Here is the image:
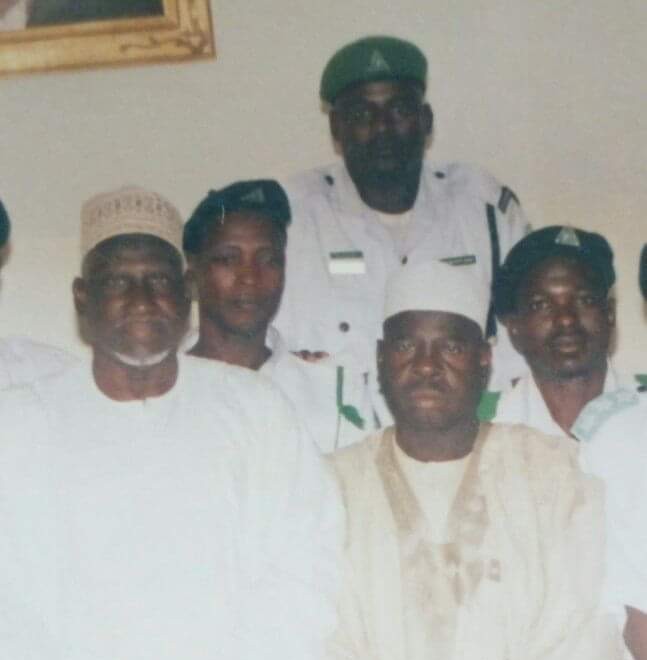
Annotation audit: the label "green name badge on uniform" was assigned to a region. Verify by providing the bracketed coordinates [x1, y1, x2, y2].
[329, 250, 366, 275]
[440, 254, 477, 266]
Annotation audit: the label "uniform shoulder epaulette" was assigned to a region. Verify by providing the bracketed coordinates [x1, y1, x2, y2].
[428, 161, 512, 208]
[572, 388, 641, 442]
[498, 186, 520, 213]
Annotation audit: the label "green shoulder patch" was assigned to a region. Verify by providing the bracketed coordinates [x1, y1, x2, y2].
[572, 388, 641, 442]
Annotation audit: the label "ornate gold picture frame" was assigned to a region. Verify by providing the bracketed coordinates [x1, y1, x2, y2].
[0, 0, 214, 76]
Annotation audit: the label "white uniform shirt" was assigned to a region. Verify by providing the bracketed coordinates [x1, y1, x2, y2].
[493, 366, 623, 439]
[575, 388, 647, 617]
[277, 160, 530, 390]
[0, 335, 76, 390]
[183, 327, 374, 452]
[261, 327, 375, 451]
[0, 355, 342, 660]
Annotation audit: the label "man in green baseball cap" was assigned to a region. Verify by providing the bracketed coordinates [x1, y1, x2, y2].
[275, 35, 531, 402]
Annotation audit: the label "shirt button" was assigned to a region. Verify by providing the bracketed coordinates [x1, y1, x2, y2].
[339, 322, 350, 333]
[401, 256, 408, 265]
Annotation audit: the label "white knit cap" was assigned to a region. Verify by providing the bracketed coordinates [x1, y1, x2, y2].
[80, 186, 183, 258]
[384, 260, 490, 332]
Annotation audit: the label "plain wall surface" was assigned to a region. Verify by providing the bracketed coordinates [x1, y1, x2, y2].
[1, 0, 646, 373]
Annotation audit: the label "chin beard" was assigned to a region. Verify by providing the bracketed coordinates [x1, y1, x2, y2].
[111, 349, 173, 368]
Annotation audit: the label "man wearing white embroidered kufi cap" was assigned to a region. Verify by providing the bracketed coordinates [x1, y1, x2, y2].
[328, 259, 623, 660]
[0, 185, 342, 660]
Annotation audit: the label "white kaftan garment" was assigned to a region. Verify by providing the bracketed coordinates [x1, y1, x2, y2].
[329, 424, 623, 660]
[0, 335, 76, 390]
[0, 355, 342, 660]
[278, 161, 530, 391]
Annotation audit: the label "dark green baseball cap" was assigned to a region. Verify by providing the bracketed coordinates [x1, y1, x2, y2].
[320, 35, 427, 104]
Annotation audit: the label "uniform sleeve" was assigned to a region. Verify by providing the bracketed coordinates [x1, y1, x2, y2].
[233, 381, 344, 660]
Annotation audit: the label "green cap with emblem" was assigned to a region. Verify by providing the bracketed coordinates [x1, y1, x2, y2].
[493, 225, 615, 318]
[320, 35, 427, 104]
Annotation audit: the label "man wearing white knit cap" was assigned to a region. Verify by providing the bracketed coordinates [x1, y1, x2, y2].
[328, 259, 623, 660]
[0, 186, 342, 660]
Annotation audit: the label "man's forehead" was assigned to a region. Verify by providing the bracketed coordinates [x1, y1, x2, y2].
[385, 310, 480, 338]
[335, 78, 424, 105]
[85, 234, 181, 273]
[520, 255, 602, 293]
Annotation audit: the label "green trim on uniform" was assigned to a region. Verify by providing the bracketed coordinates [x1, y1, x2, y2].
[635, 374, 647, 390]
[572, 388, 641, 442]
[336, 366, 365, 430]
[477, 390, 501, 422]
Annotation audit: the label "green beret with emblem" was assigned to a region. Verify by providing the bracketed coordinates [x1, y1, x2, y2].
[183, 180, 291, 255]
[493, 225, 615, 317]
[320, 35, 427, 104]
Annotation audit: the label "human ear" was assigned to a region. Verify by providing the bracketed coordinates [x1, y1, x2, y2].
[329, 108, 342, 145]
[421, 103, 433, 137]
[606, 295, 616, 328]
[72, 277, 88, 315]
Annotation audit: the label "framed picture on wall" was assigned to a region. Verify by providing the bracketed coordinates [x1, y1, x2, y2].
[0, 0, 214, 76]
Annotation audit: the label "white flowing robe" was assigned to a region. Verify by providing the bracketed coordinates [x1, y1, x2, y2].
[0, 355, 343, 660]
[329, 423, 623, 660]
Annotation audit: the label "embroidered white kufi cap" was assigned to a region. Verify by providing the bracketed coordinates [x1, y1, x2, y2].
[384, 260, 490, 333]
[80, 185, 183, 258]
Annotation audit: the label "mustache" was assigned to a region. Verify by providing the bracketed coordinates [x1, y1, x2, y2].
[114, 314, 177, 329]
[547, 329, 587, 345]
[404, 376, 448, 395]
[365, 135, 402, 154]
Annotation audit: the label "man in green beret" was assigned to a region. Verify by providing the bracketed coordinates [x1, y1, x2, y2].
[482, 225, 638, 442]
[275, 35, 530, 400]
[182, 179, 373, 452]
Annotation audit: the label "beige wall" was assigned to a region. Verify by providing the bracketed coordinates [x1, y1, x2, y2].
[1, 0, 645, 372]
